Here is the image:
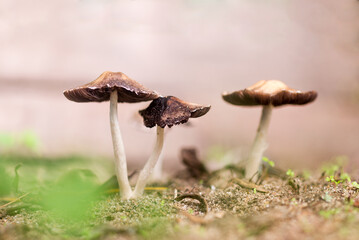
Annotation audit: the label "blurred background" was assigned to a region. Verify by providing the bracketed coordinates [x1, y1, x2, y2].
[1, 0, 358, 176]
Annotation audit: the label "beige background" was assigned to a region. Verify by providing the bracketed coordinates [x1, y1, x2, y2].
[1, 0, 359, 173]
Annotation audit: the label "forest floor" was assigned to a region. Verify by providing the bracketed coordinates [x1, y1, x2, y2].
[1, 153, 359, 240]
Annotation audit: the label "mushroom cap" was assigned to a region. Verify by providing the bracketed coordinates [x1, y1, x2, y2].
[139, 96, 211, 128]
[63, 71, 160, 103]
[222, 80, 317, 107]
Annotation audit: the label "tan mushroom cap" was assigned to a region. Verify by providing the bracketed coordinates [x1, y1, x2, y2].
[63, 71, 160, 103]
[139, 96, 211, 128]
[222, 80, 317, 107]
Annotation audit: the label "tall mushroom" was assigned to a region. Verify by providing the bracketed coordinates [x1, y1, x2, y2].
[131, 96, 211, 198]
[222, 80, 317, 181]
[63, 71, 159, 199]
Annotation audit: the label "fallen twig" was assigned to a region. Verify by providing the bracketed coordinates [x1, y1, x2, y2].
[0, 197, 18, 202]
[105, 187, 168, 194]
[231, 178, 267, 193]
[0, 192, 30, 210]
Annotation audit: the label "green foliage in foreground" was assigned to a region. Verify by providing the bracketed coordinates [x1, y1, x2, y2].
[0, 163, 12, 196]
[0, 153, 177, 239]
[40, 169, 100, 220]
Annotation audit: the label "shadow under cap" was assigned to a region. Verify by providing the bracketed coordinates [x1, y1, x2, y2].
[139, 96, 211, 128]
[222, 80, 317, 107]
[63, 71, 160, 103]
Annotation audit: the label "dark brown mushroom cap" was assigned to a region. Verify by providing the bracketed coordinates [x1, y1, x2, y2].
[63, 71, 160, 103]
[139, 96, 211, 128]
[222, 80, 317, 107]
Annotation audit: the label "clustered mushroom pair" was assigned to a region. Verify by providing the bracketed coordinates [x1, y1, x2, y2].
[64, 72, 317, 199]
[63, 72, 210, 199]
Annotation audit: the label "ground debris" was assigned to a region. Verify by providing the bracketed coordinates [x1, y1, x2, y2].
[175, 193, 209, 213]
[181, 148, 208, 179]
[231, 178, 267, 193]
[1, 173, 359, 240]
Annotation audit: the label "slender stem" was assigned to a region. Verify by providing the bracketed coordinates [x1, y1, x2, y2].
[150, 148, 164, 181]
[110, 90, 132, 199]
[131, 126, 165, 198]
[245, 105, 273, 181]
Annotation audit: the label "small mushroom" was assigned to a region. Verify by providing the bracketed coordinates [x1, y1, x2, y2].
[222, 80, 317, 181]
[63, 71, 159, 199]
[131, 96, 210, 198]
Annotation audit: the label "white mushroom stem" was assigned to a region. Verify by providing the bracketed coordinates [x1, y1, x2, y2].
[110, 90, 133, 199]
[245, 104, 273, 181]
[150, 151, 164, 181]
[131, 126, 164, 198]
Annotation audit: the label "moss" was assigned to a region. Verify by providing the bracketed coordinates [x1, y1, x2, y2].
[91, 194, 177, 227]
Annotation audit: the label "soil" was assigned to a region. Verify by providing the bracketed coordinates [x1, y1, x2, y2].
[1, 155, 359, 240]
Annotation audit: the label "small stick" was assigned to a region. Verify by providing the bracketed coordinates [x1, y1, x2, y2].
[105, 187, 167, 194]
[0, 192, 30, 209]
[231, 178, 267, 193]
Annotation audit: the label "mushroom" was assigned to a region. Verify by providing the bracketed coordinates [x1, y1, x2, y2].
[222, 80, 317, 181]
[131, 96, 211, 198]
[63, 71, 159, 199]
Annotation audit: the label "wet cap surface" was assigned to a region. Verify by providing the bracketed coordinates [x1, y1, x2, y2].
[222, 80, 317, 107]
[63, 71, 160, 103]
[139, 96, 211, 128]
